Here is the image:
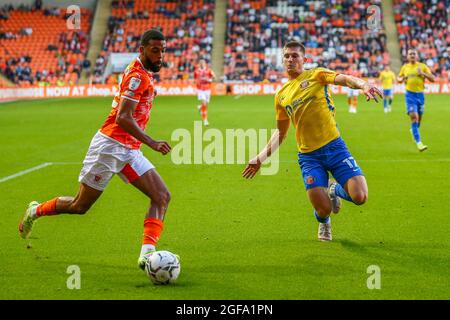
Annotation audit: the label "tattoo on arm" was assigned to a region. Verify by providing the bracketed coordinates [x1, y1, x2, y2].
[345, 75, 366, 89]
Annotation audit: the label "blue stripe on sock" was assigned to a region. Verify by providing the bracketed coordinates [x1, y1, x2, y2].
[335, 183, 354, 203]
[314, 210, 330, 224]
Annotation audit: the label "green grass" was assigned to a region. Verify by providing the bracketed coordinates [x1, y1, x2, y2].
[0, 94, 449, 299]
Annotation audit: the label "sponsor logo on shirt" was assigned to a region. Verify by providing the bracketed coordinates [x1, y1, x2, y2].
[300, 80, 309, 89]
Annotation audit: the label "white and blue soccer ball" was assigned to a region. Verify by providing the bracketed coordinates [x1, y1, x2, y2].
[145, 250, 181, 285]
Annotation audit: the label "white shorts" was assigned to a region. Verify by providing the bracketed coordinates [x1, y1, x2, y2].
[78, 131, 154, 191]
[345, 87, 360, 97]
[197, 90, 211, 103]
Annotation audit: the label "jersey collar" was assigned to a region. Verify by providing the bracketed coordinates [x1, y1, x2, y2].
[136, 57, 153, 75]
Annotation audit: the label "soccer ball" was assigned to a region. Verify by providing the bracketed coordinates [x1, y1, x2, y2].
[144, 250, 181, 285]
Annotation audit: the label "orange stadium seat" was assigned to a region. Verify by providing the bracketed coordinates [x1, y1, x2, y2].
[2, 0, 446, 87]
[0, 5, 92, 86]
[92, 0, 215, 85]
[393, 0, 448, 78]
[224, 0, 390, 81]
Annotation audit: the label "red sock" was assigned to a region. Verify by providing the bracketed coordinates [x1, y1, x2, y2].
[36, 198, 58, 217]
[142, 217, 164, 246]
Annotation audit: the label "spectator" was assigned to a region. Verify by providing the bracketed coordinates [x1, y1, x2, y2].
[34, 0, 42, 11]
[225, 0, 389, 81]
[0, 5, 92, 86]
[394, 0, 448, 78]
[96, 0, 216, 84]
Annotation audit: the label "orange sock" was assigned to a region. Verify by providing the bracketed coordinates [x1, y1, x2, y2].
[201, 103, 208, 121]
[142, 217, 164, 246]
[36, 198, 58, 217]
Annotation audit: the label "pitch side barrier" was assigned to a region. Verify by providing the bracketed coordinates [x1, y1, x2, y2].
[1, 80, 449, 101]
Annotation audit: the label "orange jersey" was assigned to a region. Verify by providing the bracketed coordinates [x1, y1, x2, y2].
[194, 67, 214, 90]
[100, 57, 156, 149]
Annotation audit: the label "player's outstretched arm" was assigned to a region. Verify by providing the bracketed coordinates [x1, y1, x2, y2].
[242, 119, 290, 179]
[397, 66, 406, 83]
[116, 98, 171, 155]
[335, 74, 384, 102]
[418, 68, 436, 82]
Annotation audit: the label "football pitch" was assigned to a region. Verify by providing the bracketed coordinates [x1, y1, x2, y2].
[1, 94, 449, 300]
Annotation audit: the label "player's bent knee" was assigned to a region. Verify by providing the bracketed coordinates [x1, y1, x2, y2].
[71, 203, 92, 215]
[352, 192, 368, 205]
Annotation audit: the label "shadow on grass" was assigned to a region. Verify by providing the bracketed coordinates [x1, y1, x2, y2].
[336, 238, 450, 276]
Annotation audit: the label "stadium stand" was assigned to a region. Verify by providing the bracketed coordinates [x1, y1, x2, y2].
[393, 0, 449, 80]
[0, 0, 447, 88]
[224, 0, 390, 82]
[93, 0, 215, 84]
[0, 3, 92, 87]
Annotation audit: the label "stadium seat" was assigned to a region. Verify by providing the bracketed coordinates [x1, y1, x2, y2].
[224, 0, 389, 82]
[0, 5, 92, 86]
[94, 0, 215, 84]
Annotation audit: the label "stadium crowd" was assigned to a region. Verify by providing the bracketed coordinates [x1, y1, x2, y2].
[92, 0, 215, 84]
[0, 2, 91, 87]
[224, 0, 389, 82]
[1, 0, 448, 87]
[394, 0, 449, 80]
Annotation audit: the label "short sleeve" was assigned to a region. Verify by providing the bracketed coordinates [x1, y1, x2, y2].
[423, 64, 431, 75]
[121, 72, 147, 103]
[274, 93, 289, 120]
[313, 67, 338, 85]
[398, 66, 405, 77]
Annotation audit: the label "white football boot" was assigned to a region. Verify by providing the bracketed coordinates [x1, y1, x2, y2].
[318, 222, 332, 242]
[328, 181, 342, 214]
[18, 201, 39, 239]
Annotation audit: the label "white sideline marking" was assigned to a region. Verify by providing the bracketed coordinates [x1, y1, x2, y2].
[0, 162, 83, 183]
[0, 162, 53, 183]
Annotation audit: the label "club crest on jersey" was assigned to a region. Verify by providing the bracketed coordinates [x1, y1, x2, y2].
[300, 80, 309, 89]
[306, 175, 315, 185]
[129, 77, 141, 91]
